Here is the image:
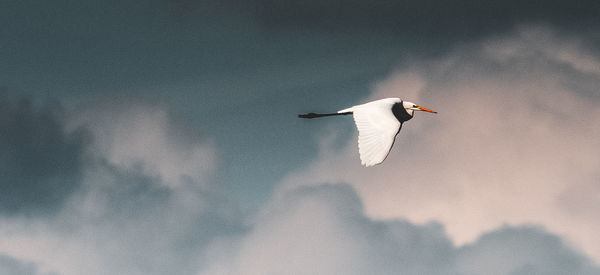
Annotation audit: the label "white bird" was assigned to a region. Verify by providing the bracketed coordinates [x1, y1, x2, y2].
[299, 98, 437, 167]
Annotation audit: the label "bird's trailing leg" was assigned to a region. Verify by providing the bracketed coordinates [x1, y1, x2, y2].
[298, 112, 353, 119]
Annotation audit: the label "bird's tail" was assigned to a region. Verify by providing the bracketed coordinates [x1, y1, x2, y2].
[298, 112, 352, 119]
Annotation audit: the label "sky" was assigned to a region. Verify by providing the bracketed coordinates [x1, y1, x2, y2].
[1, 0, 600, 274]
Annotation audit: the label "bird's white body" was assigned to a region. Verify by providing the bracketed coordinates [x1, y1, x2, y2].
[338, 98, 405, 166]
[299, 97, 436, 167]
[339, 98, 436, 166]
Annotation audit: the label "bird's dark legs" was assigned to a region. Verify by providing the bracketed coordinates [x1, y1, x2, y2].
[298, 112, 353, 119]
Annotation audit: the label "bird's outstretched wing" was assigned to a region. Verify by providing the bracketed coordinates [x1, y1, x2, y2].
[346, 99, 402, 167]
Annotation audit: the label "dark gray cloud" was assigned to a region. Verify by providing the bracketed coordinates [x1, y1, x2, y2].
[0, 97, 86, 216]
[167, 0, 600, 43]
[250, 0, 600, 37]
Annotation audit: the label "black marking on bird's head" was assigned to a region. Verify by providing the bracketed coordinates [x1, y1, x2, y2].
[392, 101, 413, 123]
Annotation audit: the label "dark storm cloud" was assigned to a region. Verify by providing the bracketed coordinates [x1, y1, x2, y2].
[0, 97, 86, 216]
[250, 0, 600, 37]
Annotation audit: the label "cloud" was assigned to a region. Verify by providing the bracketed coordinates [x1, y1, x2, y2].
[200, 184, 600, 275]
[456, 227, 598, 275]
[163, 0, 600, 49]
[0, 97, 86, 216]
[68, 100, 218, 187]
[281, 25, 600, 261]
[0, 101, 240, 275]
[0, 254, 50, 275]
[1, 25, 599, 275]
[200, 184, 454, 275]
[249, 0, 600, 38]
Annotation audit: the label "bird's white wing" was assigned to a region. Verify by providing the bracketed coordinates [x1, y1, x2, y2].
[350, 99, 401, 167]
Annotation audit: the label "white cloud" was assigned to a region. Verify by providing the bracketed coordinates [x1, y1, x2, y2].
[68, 102, 218, 187]
[200, 184, 600, 275]
[280, 25, 600, 262]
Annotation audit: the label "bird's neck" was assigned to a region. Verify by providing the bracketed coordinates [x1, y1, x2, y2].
[392, 102, 414, 122]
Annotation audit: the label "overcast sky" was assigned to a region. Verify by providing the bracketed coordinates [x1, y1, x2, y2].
[1, 1, 600, 274]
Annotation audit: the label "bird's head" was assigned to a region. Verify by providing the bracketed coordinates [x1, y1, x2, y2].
[402, 101, 437, 115]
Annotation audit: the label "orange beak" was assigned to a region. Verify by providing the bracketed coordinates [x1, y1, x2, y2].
[417, 106, 437, 114]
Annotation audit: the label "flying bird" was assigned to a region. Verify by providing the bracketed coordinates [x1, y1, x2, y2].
[299, 98, 437, 167]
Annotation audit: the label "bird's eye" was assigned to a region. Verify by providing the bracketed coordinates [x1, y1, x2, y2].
[413, 105, 418, 108]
